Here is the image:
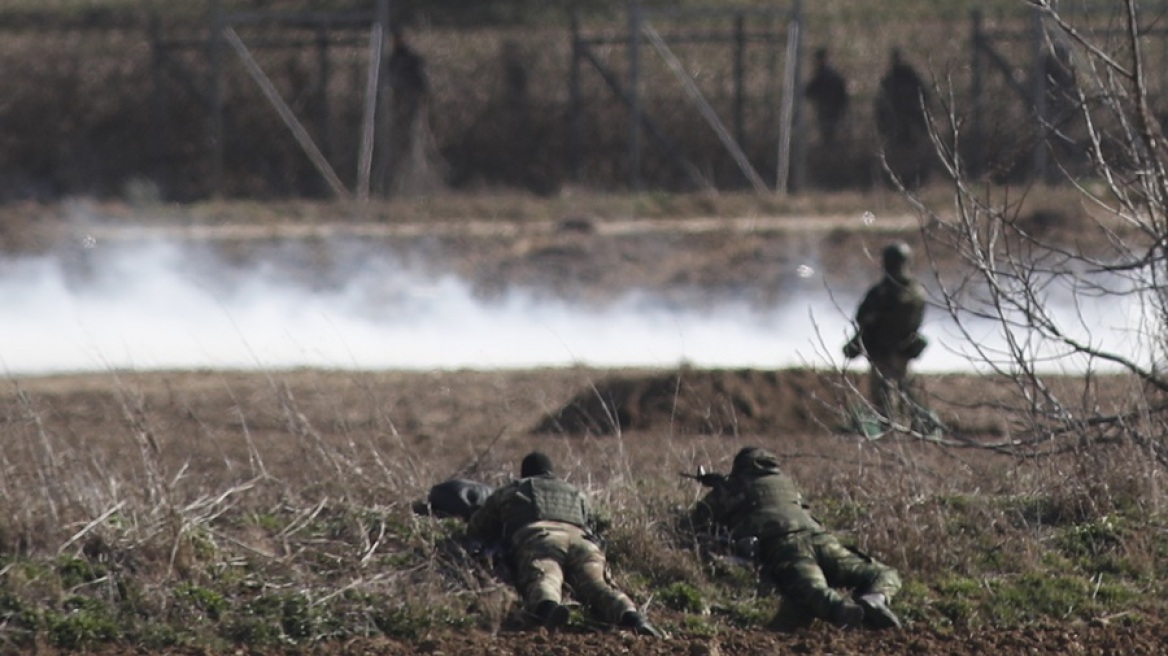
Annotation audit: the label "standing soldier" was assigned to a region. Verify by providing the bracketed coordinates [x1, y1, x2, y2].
[386, 28, 446, 195]
[388, 28, 428, 124]
[844, 241, 929, 430]
[467, 452, 663, 637]
[805, 47, 849, 146]
[688, 447, 903, 630]
[875, 48, 927, 147]
[874, 48, 931, 187]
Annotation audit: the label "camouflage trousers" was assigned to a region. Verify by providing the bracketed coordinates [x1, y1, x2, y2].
[509, 520, 636, 624]
[868, 351, 914, 425]
[761, 530, 901, 626]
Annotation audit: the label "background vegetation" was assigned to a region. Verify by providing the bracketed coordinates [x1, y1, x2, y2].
[1, 368, 1164, 652]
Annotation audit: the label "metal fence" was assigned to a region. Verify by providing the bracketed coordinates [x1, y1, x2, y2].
[0, 1, 1163, 202]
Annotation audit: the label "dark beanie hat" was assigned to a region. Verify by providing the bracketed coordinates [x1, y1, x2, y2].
[521, 451, 554, 477]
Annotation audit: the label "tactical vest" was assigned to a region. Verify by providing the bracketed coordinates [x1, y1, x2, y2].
[501, 476, 589, 538]
[859, 276, 925, 356]
[738, 471, 823, 539]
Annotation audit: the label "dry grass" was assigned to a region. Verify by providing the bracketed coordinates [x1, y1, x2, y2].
[0, 366, 1165, 650]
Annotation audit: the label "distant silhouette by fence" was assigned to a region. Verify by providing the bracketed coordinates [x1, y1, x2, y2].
[0, 1, 1163, 201]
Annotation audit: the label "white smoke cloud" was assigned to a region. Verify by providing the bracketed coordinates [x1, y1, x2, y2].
[0, 236, 1153, 376]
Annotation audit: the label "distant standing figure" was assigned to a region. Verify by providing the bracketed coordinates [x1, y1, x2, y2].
[875, 48, 927, 147]
[500, 38, 530, 110]
[385, 28, 446, 196]
[388, 28, 428, 120]
[843, 242, 928, 429]
[805, 48, 848, 145]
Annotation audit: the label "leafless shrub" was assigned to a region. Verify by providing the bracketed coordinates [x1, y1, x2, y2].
[887, 0, 1168, 468]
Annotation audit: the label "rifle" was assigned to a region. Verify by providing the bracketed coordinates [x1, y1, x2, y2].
[680, 465, 728, 489]
[681, 467, 758, 565]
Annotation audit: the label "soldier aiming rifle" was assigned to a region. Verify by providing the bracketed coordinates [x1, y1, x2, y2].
[680, 466, 728, 490]
[685, 447, 904, 631]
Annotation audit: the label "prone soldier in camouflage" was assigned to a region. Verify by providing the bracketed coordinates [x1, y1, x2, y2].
[467, 452, 662, 637]
[688, 447, 903, 630]
[844, 241, 928, 428]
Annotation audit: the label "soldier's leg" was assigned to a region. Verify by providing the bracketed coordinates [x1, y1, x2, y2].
[764, 534, 855, 624]
[511, 524, 570, 614]
[872, 354, 911, 426]
[896, 358, 944, 434]
[868, 356, 897, 424]
[814, 533, 901, 599]
[563, 531, 636, 623]
[814, 533, 903, 629]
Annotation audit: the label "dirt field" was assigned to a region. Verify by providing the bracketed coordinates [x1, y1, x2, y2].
[2, 197, 1164, 654]
[7, 367, 1165, 655]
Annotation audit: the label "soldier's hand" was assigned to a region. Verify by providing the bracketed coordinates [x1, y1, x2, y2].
[843, 335, 862, 359]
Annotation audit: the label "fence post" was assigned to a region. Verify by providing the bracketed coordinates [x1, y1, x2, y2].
[149, 14, 165, 179]
[627, 0, 643, 192]
[1030, 5, 1048, 182]
[776, 6, 801, 194]
[569, 1, 582, 182]
[316, 24, 332, 169]
[970, 9, 984, 177]
[373, 0, 392, 197]
[209, 0, 224, 197]
[357, 19, 383, 202]
[789, 0, 805, 194]
[734, 13, 746, 152]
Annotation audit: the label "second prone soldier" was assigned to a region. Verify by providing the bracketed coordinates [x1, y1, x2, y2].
[688, 447, 903, 630]
[467, 452, 663, 637]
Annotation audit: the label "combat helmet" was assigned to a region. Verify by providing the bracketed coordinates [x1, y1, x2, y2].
[882, 242, 912, 277]
[731, 447, 781, 476]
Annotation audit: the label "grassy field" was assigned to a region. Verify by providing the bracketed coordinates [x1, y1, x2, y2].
[1, 366, 1165, 653]
[1, 192, 1166, 653]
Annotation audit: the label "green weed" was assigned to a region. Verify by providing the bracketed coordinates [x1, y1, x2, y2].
[46, 596, 120, 649]
[657, 581, 707, 613]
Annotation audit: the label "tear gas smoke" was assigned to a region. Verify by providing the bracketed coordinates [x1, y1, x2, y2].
[0, 237, 1150, 376]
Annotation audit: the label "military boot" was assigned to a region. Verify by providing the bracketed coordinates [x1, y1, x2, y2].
[619, 611, 664, 638]
[855, 592, 902, 630]
[534, 600, 570, 629]
[830, 600, 865, 629]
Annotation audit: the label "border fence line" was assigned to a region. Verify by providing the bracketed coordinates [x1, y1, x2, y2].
[2, 1, 1167, 200]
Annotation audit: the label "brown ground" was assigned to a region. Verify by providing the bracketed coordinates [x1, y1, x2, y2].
[2, 197, 1159, 654]
[20, 619, 1168, 656]
[5, 368, 1163, 655]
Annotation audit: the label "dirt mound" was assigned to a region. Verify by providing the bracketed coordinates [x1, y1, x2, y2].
[531, 368, 849, 437]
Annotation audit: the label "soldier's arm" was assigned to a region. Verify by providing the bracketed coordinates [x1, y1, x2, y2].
[466, 487, 506, 543]
[855, 284, 883, 329]
[689, 486, 737, 534]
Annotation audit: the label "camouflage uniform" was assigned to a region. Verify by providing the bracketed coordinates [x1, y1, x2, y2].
[690, 448, 902, 630]
[467, 454, 657, 635]
[845, 242, 927, 426]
